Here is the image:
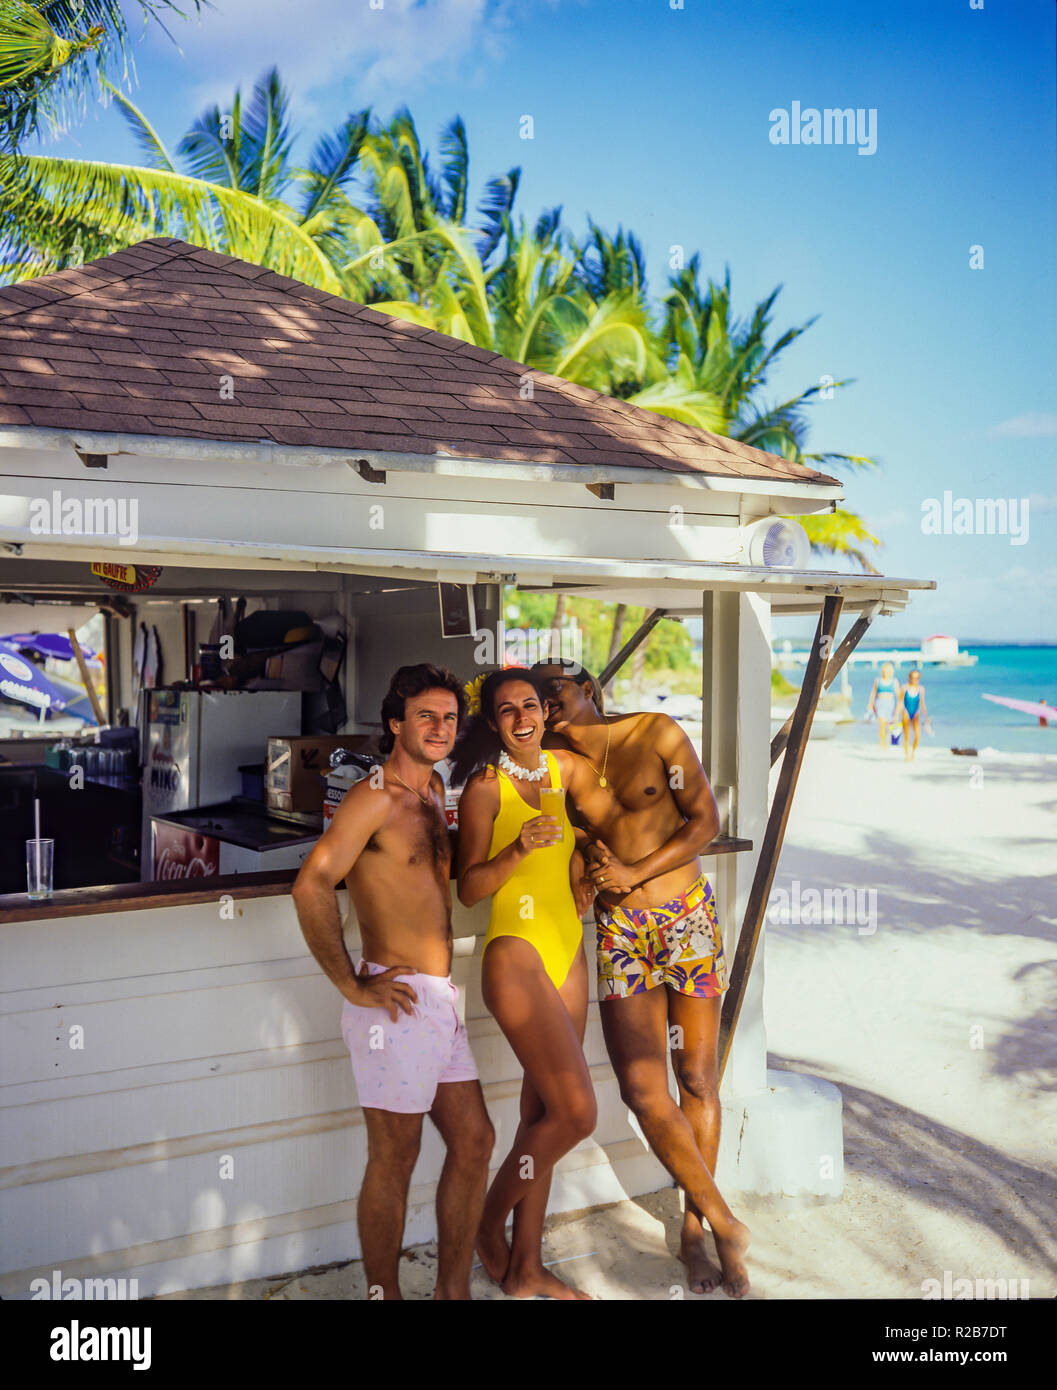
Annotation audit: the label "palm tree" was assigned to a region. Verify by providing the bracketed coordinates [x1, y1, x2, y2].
[0, 1, 202, 154]
[573, 245, 879, 569]
[652, 260, 879, 567]
[0, 67, 376, 288]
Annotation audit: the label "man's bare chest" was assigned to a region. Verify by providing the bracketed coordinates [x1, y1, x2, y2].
[365, 803, 450, 870]
[582, 744, 672, 819]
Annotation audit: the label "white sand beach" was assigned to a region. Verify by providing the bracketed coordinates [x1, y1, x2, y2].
[160, 739, 1057, 1301]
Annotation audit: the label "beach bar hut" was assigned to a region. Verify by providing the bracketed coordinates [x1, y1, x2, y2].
[0, 240, 933, 1296]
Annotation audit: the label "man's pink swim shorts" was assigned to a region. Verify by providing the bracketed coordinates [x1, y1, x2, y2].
[340, 960, 479, 1114]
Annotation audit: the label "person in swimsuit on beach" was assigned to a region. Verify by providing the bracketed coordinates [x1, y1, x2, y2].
[901, 667, 931, 761]
[292, 664, 493, 1300]
[532, 658, 751, 1298]
[453, 667, 599, 1300]
[867, 662, 901, 748]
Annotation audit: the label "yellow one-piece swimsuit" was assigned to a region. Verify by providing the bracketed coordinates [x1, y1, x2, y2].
[483, 749, 584, 990]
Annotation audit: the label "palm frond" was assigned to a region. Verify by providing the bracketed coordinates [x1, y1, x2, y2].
[438, 115, 468, 223]
[176, 91, 241, 188]
[627, 379, 729, 433]
[0, 153, 343, 289]
[2, 1, 205, 153]
[239, 66, 293, 202]
[476, 168, 519, 262]
[798, 509, 880, 573]
[101, 78, 175, 171]
[297, 109, 370, 227]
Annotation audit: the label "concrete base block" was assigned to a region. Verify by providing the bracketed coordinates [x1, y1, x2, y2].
[715, 1068, 844, 1199]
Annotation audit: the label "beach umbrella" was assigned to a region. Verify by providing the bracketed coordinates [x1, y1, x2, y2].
[981, 693, 1057, 722]
[4, 632, 99, 663]
[0, 640, 98, 723]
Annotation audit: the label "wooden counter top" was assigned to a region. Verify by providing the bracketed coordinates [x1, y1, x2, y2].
[0, 835, 752, 925]
[0, 870, 300, 924]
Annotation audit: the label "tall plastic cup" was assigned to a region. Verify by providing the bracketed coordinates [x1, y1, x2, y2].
[26, 838, 54, 900]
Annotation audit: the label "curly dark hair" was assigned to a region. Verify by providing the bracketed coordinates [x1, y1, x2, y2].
[378, 663, 467, 755]
[448, 667, 548, 786]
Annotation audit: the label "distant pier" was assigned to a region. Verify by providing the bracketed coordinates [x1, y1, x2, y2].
[774, 647, 978, 670]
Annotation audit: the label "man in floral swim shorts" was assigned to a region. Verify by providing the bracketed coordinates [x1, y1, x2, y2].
[595, 873, 727, 1000]
[294, 664, 493, 1300]
[535, 659, 751, 1299]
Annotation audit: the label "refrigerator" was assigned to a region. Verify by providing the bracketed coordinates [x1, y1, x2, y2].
[151, 802, 319, 879]
[139, 689, 301, 880]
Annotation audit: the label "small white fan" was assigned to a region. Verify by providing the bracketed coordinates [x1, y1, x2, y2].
[743, 517, 811, 568]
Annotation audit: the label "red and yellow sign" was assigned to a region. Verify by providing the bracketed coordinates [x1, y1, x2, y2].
[91, 562, 162, 592]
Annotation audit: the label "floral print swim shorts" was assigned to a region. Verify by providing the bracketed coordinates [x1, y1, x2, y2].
[595, 874, 728, 1000]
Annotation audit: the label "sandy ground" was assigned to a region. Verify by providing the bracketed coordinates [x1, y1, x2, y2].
[159, 740, 1057, 1300]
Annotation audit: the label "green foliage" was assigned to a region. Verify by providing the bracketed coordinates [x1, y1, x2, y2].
[0, 1, 203, 155]
[503, 590, 693, 683]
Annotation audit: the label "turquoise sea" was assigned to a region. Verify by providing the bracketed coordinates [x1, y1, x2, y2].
[836, 644, 1057, 756]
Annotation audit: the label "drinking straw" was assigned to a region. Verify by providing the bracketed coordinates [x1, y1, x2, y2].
[34, 798, 42, 885]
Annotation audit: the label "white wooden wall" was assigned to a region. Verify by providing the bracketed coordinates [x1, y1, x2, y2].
[0, 859, 753, 1298]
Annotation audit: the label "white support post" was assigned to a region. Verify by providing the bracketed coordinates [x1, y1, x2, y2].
[708, 591, 844, 1198]
[704, 590, 771, 1100]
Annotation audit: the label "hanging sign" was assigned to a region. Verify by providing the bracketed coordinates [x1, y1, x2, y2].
[91, 562, 163, 593]
[438, 583, 477, 638]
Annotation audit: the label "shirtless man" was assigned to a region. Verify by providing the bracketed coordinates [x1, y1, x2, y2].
[292, 663, 494, 1301]
[533, 659, 750, 1298]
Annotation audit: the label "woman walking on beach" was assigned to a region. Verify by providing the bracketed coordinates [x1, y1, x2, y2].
[867, 662, 901, 749]
[454, 668, 597, 1299]
[901, 668, 931, 761]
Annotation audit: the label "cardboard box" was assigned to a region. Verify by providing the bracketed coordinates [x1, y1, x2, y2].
[323, 764, 367, 829]
[265, 735, 371, 814]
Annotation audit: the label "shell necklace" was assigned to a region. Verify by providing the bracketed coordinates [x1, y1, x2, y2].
[498, 749, 547, 782]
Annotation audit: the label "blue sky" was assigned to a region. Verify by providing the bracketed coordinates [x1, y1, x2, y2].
[38, 0, 1057, 641]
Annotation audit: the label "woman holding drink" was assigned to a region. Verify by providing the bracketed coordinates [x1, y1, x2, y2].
[453, 667, 598, 1299]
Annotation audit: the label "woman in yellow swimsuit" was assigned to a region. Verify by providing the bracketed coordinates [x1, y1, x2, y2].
[454, 667, 599, 1300]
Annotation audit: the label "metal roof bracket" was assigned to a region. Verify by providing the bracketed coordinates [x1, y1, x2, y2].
[352, 459, 386, 484]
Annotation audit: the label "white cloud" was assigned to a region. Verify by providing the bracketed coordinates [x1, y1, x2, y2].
[987, 413, 1057, 439]
[992, 564, 1057, 587]
[147, 0, 533, 115]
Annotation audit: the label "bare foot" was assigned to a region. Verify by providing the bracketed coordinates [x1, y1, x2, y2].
[475, 1218, 510, 1288]
[714, 1219, 751, 1298]
[502, 1262, 592, 1300]
[679, 1229, 720, 1294]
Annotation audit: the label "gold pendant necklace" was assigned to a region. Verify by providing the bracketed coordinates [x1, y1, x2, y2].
[581, 721, 612, 788]
[388, 770, 432, 805]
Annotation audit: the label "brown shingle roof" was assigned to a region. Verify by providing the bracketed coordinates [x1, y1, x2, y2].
[0, 239, 840, 486]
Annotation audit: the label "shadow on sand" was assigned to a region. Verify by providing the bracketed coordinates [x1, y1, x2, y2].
[769, 1052, 1057, 1276]
[767, 829, 1057, 946]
